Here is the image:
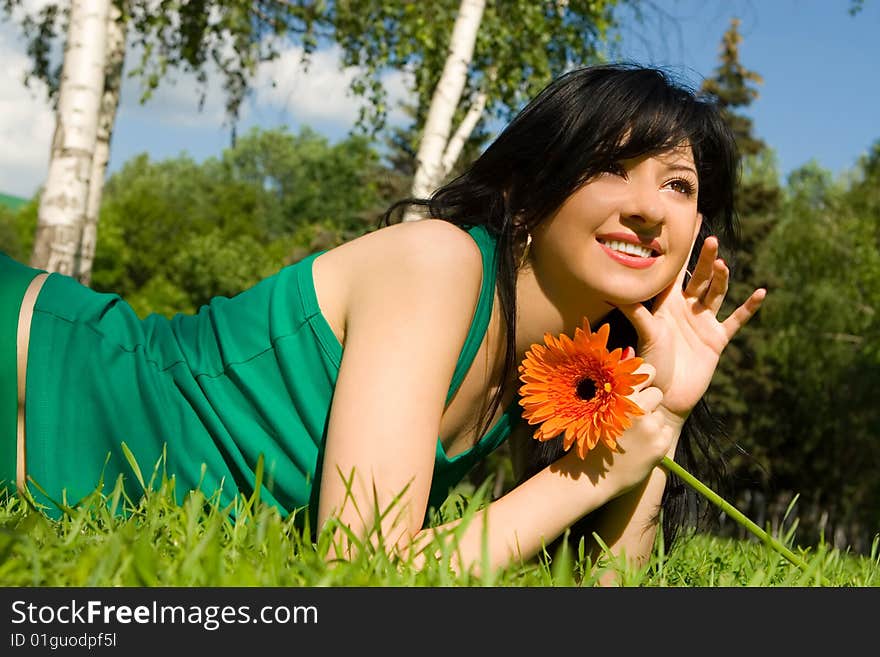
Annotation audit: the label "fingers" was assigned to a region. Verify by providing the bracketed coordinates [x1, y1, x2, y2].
[685, 236, 730, 315]
[722, 288, 767, 341]
[685, 235, 718, 299]
[621, 362, 656, 416]
[704, 258, 730, 314]
[633, 385, 662, 414]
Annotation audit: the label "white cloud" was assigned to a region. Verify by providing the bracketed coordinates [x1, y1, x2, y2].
[0, 30, 54, 198]
[117, 49, 230, 127]
[117, 41, 411, 132]
[252, 44, 411, 128]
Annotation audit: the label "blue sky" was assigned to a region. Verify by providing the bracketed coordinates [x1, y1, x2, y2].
[1, 0, 878, 198]
[610, 0, 879, 180]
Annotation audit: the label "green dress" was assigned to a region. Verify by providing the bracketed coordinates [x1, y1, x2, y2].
[21, 224, 520, 524]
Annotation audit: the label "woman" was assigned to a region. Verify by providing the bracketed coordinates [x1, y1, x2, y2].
[1, 63, 764, 577]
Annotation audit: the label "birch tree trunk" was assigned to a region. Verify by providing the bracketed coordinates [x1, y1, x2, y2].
[30, 0, 110, 275]
[403, 0, 485, 221]
[78, 2, 127, 287]
[440, 87, 487, 175]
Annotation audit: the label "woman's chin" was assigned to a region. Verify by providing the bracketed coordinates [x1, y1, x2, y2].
[599, 288, 661, 308]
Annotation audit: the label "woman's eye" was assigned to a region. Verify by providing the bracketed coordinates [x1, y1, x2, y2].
[668, 178, 696, 195]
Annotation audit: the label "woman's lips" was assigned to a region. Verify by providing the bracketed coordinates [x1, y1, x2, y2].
[597, 240, 659, 269]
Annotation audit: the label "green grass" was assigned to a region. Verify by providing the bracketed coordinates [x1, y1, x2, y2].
[1, 474, 877, 587]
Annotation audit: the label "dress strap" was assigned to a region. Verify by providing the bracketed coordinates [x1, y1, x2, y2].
[445, 224, 498, 405]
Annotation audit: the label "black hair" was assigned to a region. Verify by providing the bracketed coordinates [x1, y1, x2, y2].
[381, 63, 741, 551]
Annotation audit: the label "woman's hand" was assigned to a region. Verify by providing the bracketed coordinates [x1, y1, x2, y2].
[613, 235, 766, 426]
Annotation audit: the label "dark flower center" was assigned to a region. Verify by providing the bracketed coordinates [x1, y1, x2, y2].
[576, 377, 598, 401]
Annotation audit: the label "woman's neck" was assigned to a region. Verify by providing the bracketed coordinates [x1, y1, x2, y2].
[514, 265, 614, 359]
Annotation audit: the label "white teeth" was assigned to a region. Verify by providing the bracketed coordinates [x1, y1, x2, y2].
[602, 239, 653, 258]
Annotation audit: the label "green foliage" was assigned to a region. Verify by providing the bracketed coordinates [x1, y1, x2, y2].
[705, 149, 783, 475]
[0, 197, 38, 261]
[849, 141, 880, 233]
[91, 126, 386, 317]
[700, 18, 783, 502]
[3, 0, 625, 136]
[698, 20, 879, 552]
[850, 0, 866, 16]
[318, 0, 622, 133]
[0, 0, 319, 122]
[221, 126, 388, 238]
[124, 0, 325, 121]
[0, 192, 29, 212]
[0, 207, 24, 260]
[703, 149, 880, 552]
[747, 156, 880, 538]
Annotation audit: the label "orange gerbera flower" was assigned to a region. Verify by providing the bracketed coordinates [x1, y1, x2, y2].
[518, 319, 648, 459]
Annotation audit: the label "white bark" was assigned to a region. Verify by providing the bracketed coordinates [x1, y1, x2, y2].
[31, 0, 111, 275]
[78, 2, 127, 287]
[404, 0, 485, 221]
[440, 87, 487, 175]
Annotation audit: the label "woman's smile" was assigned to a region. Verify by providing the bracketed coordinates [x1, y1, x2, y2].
[596, 232, 663, 269]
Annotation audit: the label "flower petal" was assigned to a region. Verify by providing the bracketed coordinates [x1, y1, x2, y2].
[518, 320, 646, 460]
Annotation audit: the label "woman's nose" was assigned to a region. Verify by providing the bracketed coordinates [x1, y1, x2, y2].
[621, 180, 665, 226]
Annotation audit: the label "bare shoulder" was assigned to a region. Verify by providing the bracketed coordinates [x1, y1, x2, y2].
[394, 218, 485, 259]
[356, 219, 482, 269]
[348, 219, 484, 309]
[313, 220, 486, 342]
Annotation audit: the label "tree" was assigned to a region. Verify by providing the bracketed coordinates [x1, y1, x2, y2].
[700, 17, 765, 159]
[697, 17, 786, 531]
[406, 0, 485, 218]
[4, 0, 324, 281]
[78, 1, 126, 286]
[315, 0, 624, 216]
[91, 126, 390, 316]
[30, 0, 110, 277]
[754, 159, 880, 550]
[9, 0, 625, 277]
[695, 17, 880, 551]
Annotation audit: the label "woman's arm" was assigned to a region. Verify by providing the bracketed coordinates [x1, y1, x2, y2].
[528, 236, 765, 583]
[575, 421, 682, 584]
[316, 220, 485, 554]
[591, 235, 765, 581]
[408, 391, 670, 575]
[315, 220, 670, 574]
[508, 413, 682, 583]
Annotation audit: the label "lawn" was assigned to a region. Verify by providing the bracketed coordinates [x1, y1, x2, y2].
[1, 475, 876, 587]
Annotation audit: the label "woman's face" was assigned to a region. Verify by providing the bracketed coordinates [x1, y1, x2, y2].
[530, 144, 702, 308]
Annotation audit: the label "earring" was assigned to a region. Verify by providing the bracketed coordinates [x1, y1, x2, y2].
[519, 232, 532, 269]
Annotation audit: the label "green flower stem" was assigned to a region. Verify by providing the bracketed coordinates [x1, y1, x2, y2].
[660, 456, 811, 573]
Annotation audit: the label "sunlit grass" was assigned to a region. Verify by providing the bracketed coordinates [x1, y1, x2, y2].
[1, 464, 877, 587]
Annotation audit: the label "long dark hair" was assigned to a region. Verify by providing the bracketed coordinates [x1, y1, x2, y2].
[382, 63, 741, 550]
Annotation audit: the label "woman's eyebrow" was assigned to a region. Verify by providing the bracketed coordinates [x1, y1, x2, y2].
[665, 163, 698, 177]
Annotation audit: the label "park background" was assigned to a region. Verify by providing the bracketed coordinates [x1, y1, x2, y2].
[1, 0, 878, 558]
